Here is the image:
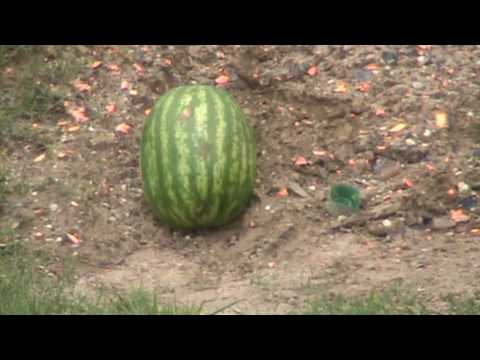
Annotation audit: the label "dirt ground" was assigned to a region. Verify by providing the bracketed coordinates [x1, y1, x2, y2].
[4, 45, 480, 314]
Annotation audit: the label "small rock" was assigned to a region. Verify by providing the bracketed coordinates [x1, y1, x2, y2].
[382, 219, 392, 228]
[288, 181, 309, 198]
[355, 69, 374, 82]
[368, 217, 402, 237]
[458, 182, 470, 194]
[432, 217, 456, 230]
[49, 203, 58, 212]
[423, 129, 432, 137]
[412, 81, 424, 90]
[405, 138, 416, 146]
[417, 55, 433, 66]
[460, 195, 477, 210]
[382, 51, 399, 65]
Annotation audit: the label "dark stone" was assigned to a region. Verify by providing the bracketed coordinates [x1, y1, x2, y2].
[355, 69, 374, 82]
[382, 51, 399, 65]
[473, 149, 480, 157]
[460, 195, 478, 210]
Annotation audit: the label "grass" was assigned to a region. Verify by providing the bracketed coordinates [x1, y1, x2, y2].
[443, 293, 480, 315]
[304, 286, 480, 315]
[2, 222, 480, 315]
[0, 167, 7, 206]
[304, 286, 430, 315]
[0, 226, 201, 315]
[0, 45, 78, 150]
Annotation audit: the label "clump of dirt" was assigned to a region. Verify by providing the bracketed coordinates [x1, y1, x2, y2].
[3, 45, 480, 314]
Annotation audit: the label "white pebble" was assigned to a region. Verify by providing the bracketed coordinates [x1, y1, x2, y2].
[405, 138, 416, 146]
[308, 186, 316, 191]
[458, 182, 470, 194]
[46, 224, 53, 229]
[423, 129, 432, 137]
[382, 219, 392, 228]
[56, 237, 63, 242]
[265, 205, 272, 211]
[49, 203, 58, 212]
[32, 192, 38, 196]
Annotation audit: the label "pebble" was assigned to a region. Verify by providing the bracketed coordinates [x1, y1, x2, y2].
[56, 237, 63, 242]
[417, 55, 433, 66]
[355, 69, 374, 82]
[460, 195, 477, 210]
[405, 138, 416, 146]
[458, 182, 470, 194]
[423, 129, 432, 137]
[49, 203, 58, 212]
[32, 192, 38, 197]
[382, 51, 399, 65]
[382, 219, 392, 228]
[412, 81, 424, 90]
[288, 181, 309, 198]
[265, 205, 272, 211]
[46, 224, 53, 229]
[432, 217, 456, 230]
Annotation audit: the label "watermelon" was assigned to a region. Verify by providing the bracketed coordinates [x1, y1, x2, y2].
[140, 85, 257, 230]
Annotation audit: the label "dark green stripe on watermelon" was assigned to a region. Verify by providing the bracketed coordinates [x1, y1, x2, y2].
[227, 101, 250, 221]
[213, 89, 235, 226]
[165, 86, 196, 227]
[141, 95, 169, 221]
[154, 86, 187, 226]
[184, 90, 203, 220]
[201, 87, 218, 224]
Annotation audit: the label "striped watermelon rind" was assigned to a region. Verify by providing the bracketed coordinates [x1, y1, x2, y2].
[140, 85, 256, 229]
